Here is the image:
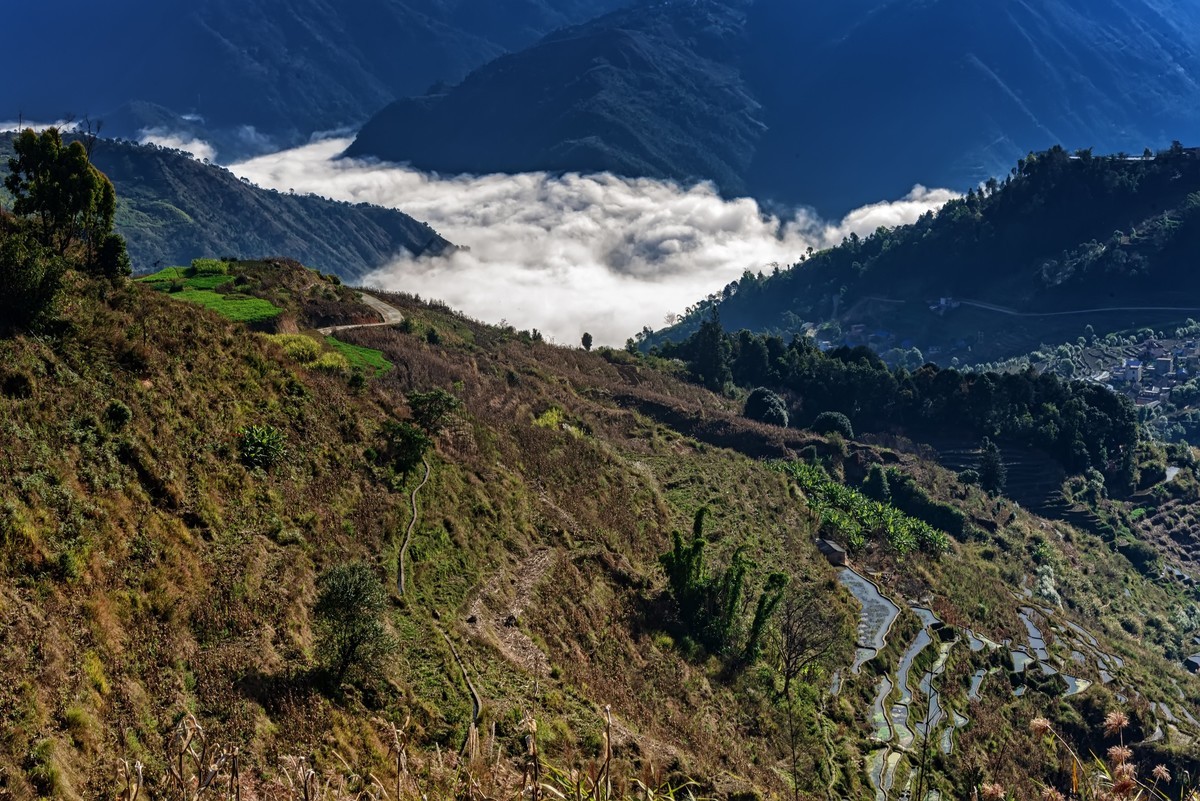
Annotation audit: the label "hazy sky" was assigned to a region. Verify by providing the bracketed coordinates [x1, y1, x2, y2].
[224, 138, 957, 345]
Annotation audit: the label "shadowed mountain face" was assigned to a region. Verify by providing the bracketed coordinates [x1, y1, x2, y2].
[348, 0, 1200, 214]
[1, 0, 629, 156]
[0, 134, 452, 279]
[345, 1, 759, 192]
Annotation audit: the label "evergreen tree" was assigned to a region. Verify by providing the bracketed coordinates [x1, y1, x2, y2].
[581, 331, 593, 351]
[978, 437, 1007, 494]
[862, 464, 891, 503]
[691, 310, 731, 391]
[314, 562, 397, 687]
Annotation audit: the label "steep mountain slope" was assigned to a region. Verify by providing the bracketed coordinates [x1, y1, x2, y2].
[346, 1, 760, 193]
[649, 146, 1200, 364]
[348, 0, 1200, 213]
[5, 259, 1200, 799]
[0, 134, 453, 279]
[1, 0, 630, 157]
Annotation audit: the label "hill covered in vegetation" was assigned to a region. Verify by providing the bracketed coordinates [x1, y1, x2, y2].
[0, 133, 453, 279]
[8, 168, 1200, 799]
[8, 127, 1200, 800]
[649, 145, 1200, 365]
[347, 0, 1200, 213]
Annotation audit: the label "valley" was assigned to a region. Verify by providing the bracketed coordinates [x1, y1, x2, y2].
[5, 1, 1200, 798]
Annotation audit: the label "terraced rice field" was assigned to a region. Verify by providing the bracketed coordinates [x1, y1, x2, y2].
[836, 565, 1190, 801]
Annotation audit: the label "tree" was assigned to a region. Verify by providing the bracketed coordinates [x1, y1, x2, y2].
[771, 586, 852, 801]
[862, 464, 891, 503]
[812, 411, 854, 439]
[772, 587, 851, 699]
[380, 420, 431, 484]
[0, 216, 66, 332]
[690, 311, 731, 391]
[581, 331, 593, 351]
[978, 437, 1007, 494]
[314, 562, 397, 687]
[744, 387, 788, 427]
[406, 388, 461, 434]
[5, 127, 117, 261]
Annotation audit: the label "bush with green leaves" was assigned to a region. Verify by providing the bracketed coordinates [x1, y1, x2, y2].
[190, 258, 229, 276]
[659, 507, 788, 660]
[238, 424, 286, 470]
[776, 461, 949, 556]
[313, 562, 397, 686]
[744, 387, 788, 427]
[811, 411, 853, 439]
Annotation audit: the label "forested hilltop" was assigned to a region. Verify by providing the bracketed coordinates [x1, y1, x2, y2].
[650, 145, 1200, 365]
[0, 133, 452, 279]
[8, 127, 1200, 801]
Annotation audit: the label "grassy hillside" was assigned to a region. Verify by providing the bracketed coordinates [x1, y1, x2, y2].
[4, 261, 1200, 800]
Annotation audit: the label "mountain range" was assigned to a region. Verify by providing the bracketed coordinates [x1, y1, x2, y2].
[2, 0, 628, 158]
[349, 0, 1200, 213]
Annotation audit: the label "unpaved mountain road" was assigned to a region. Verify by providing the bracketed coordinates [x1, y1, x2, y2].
[318, 291, 404, 335]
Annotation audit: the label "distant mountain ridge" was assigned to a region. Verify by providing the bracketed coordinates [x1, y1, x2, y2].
[1, 0, 631, 158]
[0, 134, 453, 279]
[346, 1, 759, 193]
[348, 0, 1200, 213]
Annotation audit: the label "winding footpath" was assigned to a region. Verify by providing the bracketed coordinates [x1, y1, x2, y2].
[398, 458, 431, 596]
[317, 291, 405, 335]
[437, 625, 484, 755]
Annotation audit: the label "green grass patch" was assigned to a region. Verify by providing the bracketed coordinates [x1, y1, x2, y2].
[325, 337, 393, 376]
[173, 289, 282, 324]
[138, 266, 233, 291]
[183, 274, 235, 290]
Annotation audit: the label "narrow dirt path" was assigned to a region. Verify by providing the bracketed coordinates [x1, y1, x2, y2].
[318, 291, 405, 335]
[398, 458, 431, 596]
[437, 624, 483, 755]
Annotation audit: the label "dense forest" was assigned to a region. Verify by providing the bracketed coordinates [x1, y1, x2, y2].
[655, 314, 1142, 492]
[653, 145, 1200, 351]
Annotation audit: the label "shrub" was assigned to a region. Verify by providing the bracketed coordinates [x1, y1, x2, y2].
[268, 333, 321, 364]
[238, 424, 286, 470]
[314, 562, 397, 686]
[190, 258, 229, 276]
[311, 351, 350, 373]
[104, 400, 133, 430]
[744, 387, 789, 427]
[862, 464, 891, 502]
[811, 411, 853, 439]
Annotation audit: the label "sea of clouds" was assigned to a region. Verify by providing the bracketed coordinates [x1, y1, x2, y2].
[230, 139, 956, 345]
[0, 119, 956, 345]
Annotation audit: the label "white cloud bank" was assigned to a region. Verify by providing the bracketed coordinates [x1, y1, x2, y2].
[231, 138, 957, 345]
[137, 128, 217, 162]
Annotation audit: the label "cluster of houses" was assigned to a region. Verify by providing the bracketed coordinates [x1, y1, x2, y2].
[1092, 340, 1200, 409]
